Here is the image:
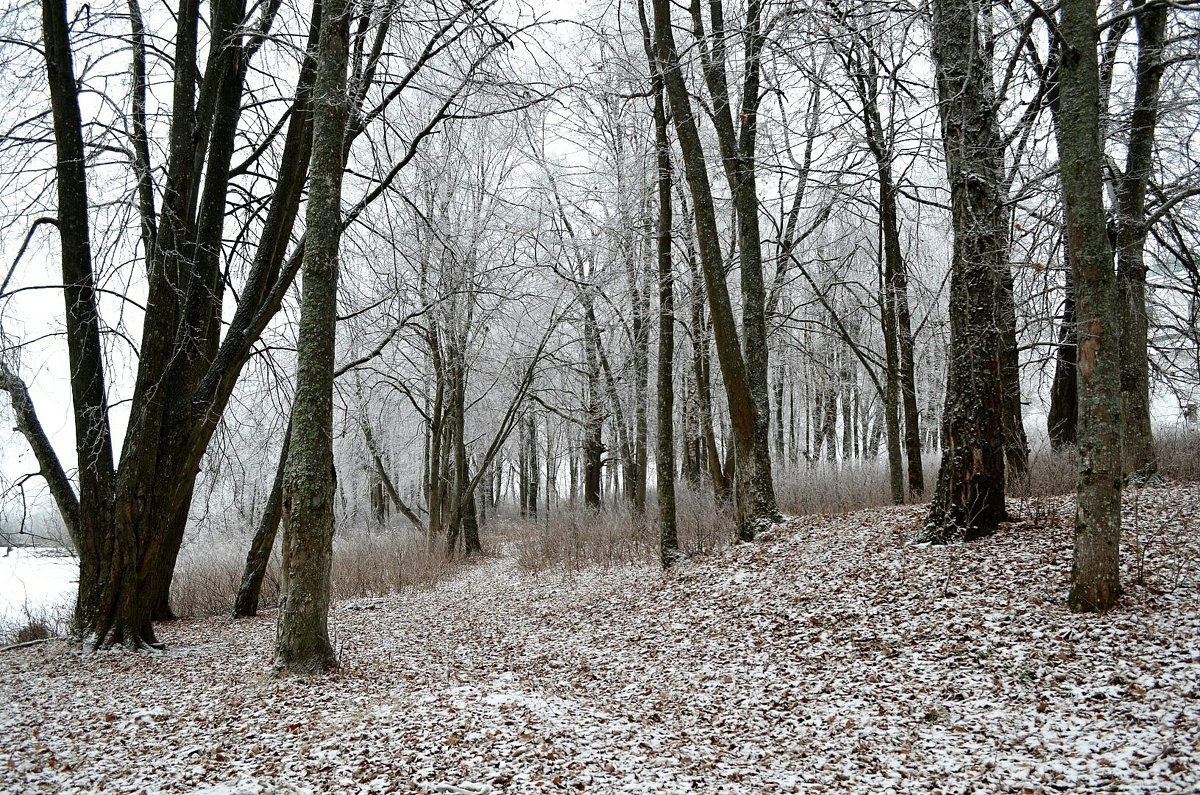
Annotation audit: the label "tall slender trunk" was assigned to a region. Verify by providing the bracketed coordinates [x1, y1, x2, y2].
[1059, 0, 1123, 612]
[274, 0, 350, 673]
[1116, 1, 1167, 479]
[640, 2, 678, 564]
[879, 244, 905, 502]
[687, 0, 778, 531]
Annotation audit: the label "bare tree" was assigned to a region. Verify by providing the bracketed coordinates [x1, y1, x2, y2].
[1059, 0, 1124, 612]
[922, 0, 1010, 542]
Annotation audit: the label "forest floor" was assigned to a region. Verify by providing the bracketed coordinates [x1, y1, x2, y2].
[2, 484, 1199, 794]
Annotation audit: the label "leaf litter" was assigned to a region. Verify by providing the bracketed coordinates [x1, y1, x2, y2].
[2, 483, 1198, 793]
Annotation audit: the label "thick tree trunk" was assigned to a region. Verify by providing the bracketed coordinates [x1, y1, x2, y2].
[922, 0, 1010, 543]
[274, 0, 350, 673]
[41, 0, 143, 649]
[1059, 0, 1123, 612]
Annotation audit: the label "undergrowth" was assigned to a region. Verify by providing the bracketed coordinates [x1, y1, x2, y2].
[162, 429, 1200, 615]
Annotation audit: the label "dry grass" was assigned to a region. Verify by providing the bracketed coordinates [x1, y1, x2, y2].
[167, 430, 1200, 608]
[513, 483, 734, 573]
[0, 602, 67, 647]
[169, 529, 458, 620]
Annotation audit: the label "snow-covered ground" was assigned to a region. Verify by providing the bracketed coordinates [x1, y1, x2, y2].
[0, 547, 76, 635]
[2, 484, 1198, 794]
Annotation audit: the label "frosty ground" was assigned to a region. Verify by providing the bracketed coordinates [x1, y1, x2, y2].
[2, 485, 1198, 794]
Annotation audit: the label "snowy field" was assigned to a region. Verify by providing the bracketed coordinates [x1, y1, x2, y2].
[2, 484, 1198, 794]
[0, 547, 76, 636]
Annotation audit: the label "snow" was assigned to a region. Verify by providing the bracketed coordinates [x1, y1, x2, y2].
[2, 484, 1199, 793]
[0, 547, 76, 633]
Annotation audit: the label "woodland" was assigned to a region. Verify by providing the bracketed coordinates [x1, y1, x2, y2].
[0, 0, 1199, 788]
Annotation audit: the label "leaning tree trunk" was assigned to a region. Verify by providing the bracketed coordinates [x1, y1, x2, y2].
[922, 0, 1010, 543]
[234, 420, 291, 618]
[1059, 0, 1123, 612]
[653, 0, 777, 540]
[274, 0, 350, 674]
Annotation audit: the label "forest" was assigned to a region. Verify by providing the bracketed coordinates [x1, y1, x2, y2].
[1, 0, 1199, 790]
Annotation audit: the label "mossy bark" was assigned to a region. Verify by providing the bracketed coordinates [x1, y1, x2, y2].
[1059, 0, 1123, 612]
[274, 0, 351, 673]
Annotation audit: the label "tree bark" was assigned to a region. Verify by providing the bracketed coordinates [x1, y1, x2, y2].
[1116, 0, 1167, 479]
[922, 0, 1010, 543]
[274, 0, 350, 673]
[1048, 266, 1079, 448]
[234, 420, 291, 618]
[640, 0, 678, 566]
[879, 240, 905, 503]
[688, 0, 778, 529]
[1059, 0, 1123, 612]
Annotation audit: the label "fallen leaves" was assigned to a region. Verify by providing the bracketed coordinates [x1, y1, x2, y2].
[1, 484, 1198, 793]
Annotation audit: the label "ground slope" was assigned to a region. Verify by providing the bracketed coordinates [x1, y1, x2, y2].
[2, 484, 1198, 794]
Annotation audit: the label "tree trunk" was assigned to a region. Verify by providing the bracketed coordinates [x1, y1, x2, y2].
[1048, 266, 1079, 448]
[879, 244, 905, 503]
[1059, 0, 1123, 612]
[640, 3, 678, 565]
[686, 0, 778, 534]
[234, 420, 291, 618]
[1116, 1, 1167, 479]
[274, 0, 350, 674]
[921, 0, 1010, 543]
[999, 264, 1030, 484]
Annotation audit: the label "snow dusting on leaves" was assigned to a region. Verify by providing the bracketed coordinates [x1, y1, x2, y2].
[2, 484, 1198, 793]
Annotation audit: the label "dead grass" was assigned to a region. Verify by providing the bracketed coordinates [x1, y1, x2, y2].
[168, 430, 1200, 606]
[0, 601, 67, 647]
[169, 530, 458, 620]
[513, 483, 735, 573]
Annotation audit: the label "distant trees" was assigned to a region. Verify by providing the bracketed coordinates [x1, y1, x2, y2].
[4, 0, 1199, 646]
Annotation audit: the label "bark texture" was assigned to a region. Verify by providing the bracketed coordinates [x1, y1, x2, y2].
[922, 0, 1010, 543]
[1059, 0, 1123, 612]
[1115, 0, 1167, 479]
[274, 0, 351, 673]
[640, 0, 678, 566]
[652, 0, 777, 540]
[234, 420, 291, 618]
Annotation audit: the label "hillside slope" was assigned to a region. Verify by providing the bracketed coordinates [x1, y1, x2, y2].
[2, 484, 1198, 793]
